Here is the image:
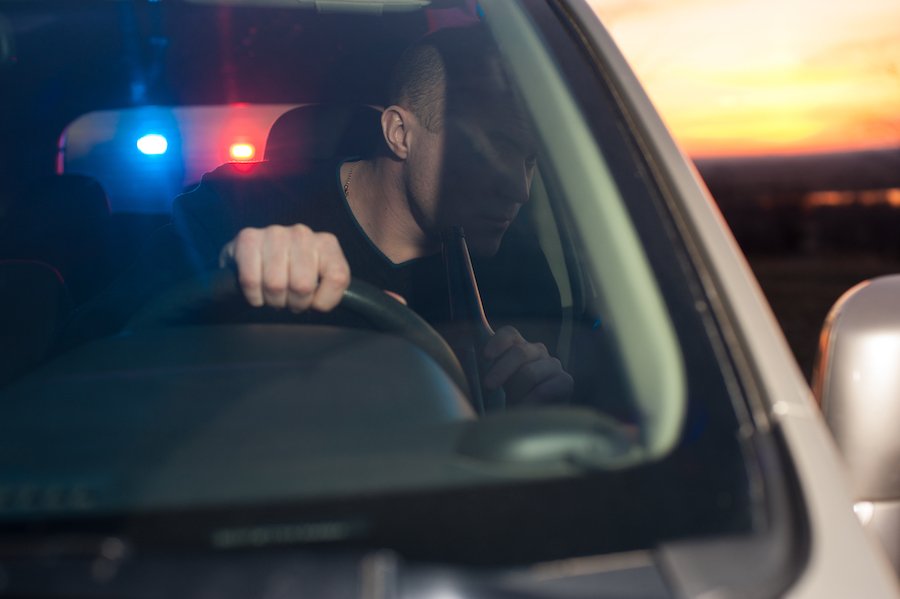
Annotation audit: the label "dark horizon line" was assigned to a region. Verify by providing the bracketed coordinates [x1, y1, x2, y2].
[693, 145, 900, 194]
[691, 143, 900, 163]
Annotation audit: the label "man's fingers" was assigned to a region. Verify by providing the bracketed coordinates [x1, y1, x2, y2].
[286, 225, 318, 313]
[310, 232, 351, 312]
[233, 229, 265, 307]
[482, 325, 525, 361]
[518, 371, 575, 405]
[261, 226, 291, 308]
[483, 340, 548, 390]
[501, 355, 561, 399]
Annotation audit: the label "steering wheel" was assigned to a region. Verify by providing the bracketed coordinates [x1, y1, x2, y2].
[126, 269, 470, 396]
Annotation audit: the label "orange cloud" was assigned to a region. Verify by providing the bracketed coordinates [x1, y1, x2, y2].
[588, 0, 900, 156]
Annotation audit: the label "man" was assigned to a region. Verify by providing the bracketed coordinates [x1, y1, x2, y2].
[176, 26, 573, 405]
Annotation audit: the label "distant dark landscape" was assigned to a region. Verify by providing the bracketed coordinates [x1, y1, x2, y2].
[694, 146, 900, 379]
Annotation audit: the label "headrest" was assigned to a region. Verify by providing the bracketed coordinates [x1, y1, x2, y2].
[0, 174, 112, 304]
[264, 104, 385, 163]
[4, 174, 111, 243]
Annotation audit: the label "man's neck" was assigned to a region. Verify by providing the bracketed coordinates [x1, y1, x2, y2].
[341, 159, 437, 264]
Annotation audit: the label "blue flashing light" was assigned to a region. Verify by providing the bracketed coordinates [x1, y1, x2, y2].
[137, 133, 168, 155]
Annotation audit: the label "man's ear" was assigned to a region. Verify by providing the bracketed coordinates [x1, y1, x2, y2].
[381, 106, 411, 160]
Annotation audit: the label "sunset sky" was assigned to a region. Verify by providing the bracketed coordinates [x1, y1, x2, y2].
[587, 0, 900, 157]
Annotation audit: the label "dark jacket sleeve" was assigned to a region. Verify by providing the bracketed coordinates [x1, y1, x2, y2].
[172, 162, 311, 269]
[172, 165, 253, 270]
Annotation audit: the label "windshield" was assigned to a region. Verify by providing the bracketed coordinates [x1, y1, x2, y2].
[0, 0, 759, 569]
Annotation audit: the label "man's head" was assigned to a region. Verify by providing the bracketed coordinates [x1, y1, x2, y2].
[379, 26, 537, 256]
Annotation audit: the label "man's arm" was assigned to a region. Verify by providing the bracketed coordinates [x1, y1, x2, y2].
[220, 211, 569, 405]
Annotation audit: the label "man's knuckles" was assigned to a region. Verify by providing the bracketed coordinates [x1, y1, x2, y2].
[515, 356, 562, 385]
[287, 223, 314, 244]
[507, 342, 538, 363]
[322, 266, 350, 289]
[291, 223, 313, 235]
[235, 227, 264, 249]
[314, 230, 340, 248]
[517, 359, 546, 383]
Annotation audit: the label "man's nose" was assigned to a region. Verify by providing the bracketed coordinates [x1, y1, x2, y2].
[495, 160, 532, 205]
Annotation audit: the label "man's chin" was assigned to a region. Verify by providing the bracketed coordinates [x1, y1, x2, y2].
[436, 218, 508, 257]
[466, 229, 506, 257]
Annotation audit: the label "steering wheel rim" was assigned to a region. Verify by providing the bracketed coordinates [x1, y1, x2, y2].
[126, 269, 471, 396]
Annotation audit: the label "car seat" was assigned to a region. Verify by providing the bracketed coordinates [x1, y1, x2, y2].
[0, 260, 72, 385]
[0, 174, 113, 304]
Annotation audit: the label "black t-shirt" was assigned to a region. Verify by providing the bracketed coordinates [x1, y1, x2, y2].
[173, 159, 561, 346]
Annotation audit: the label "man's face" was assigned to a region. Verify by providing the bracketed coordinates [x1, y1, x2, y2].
[408, 96, 537, 257]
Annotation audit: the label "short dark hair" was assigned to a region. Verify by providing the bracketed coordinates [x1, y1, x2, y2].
[388, 26, 506, 133]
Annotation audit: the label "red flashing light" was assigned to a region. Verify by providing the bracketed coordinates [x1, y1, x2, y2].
[229, 142, 256, 161]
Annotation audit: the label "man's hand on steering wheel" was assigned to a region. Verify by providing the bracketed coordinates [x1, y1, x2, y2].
[219, 224, 351, 313]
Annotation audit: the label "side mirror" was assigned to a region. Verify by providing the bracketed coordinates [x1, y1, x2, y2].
[813, 274, 900, 575]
